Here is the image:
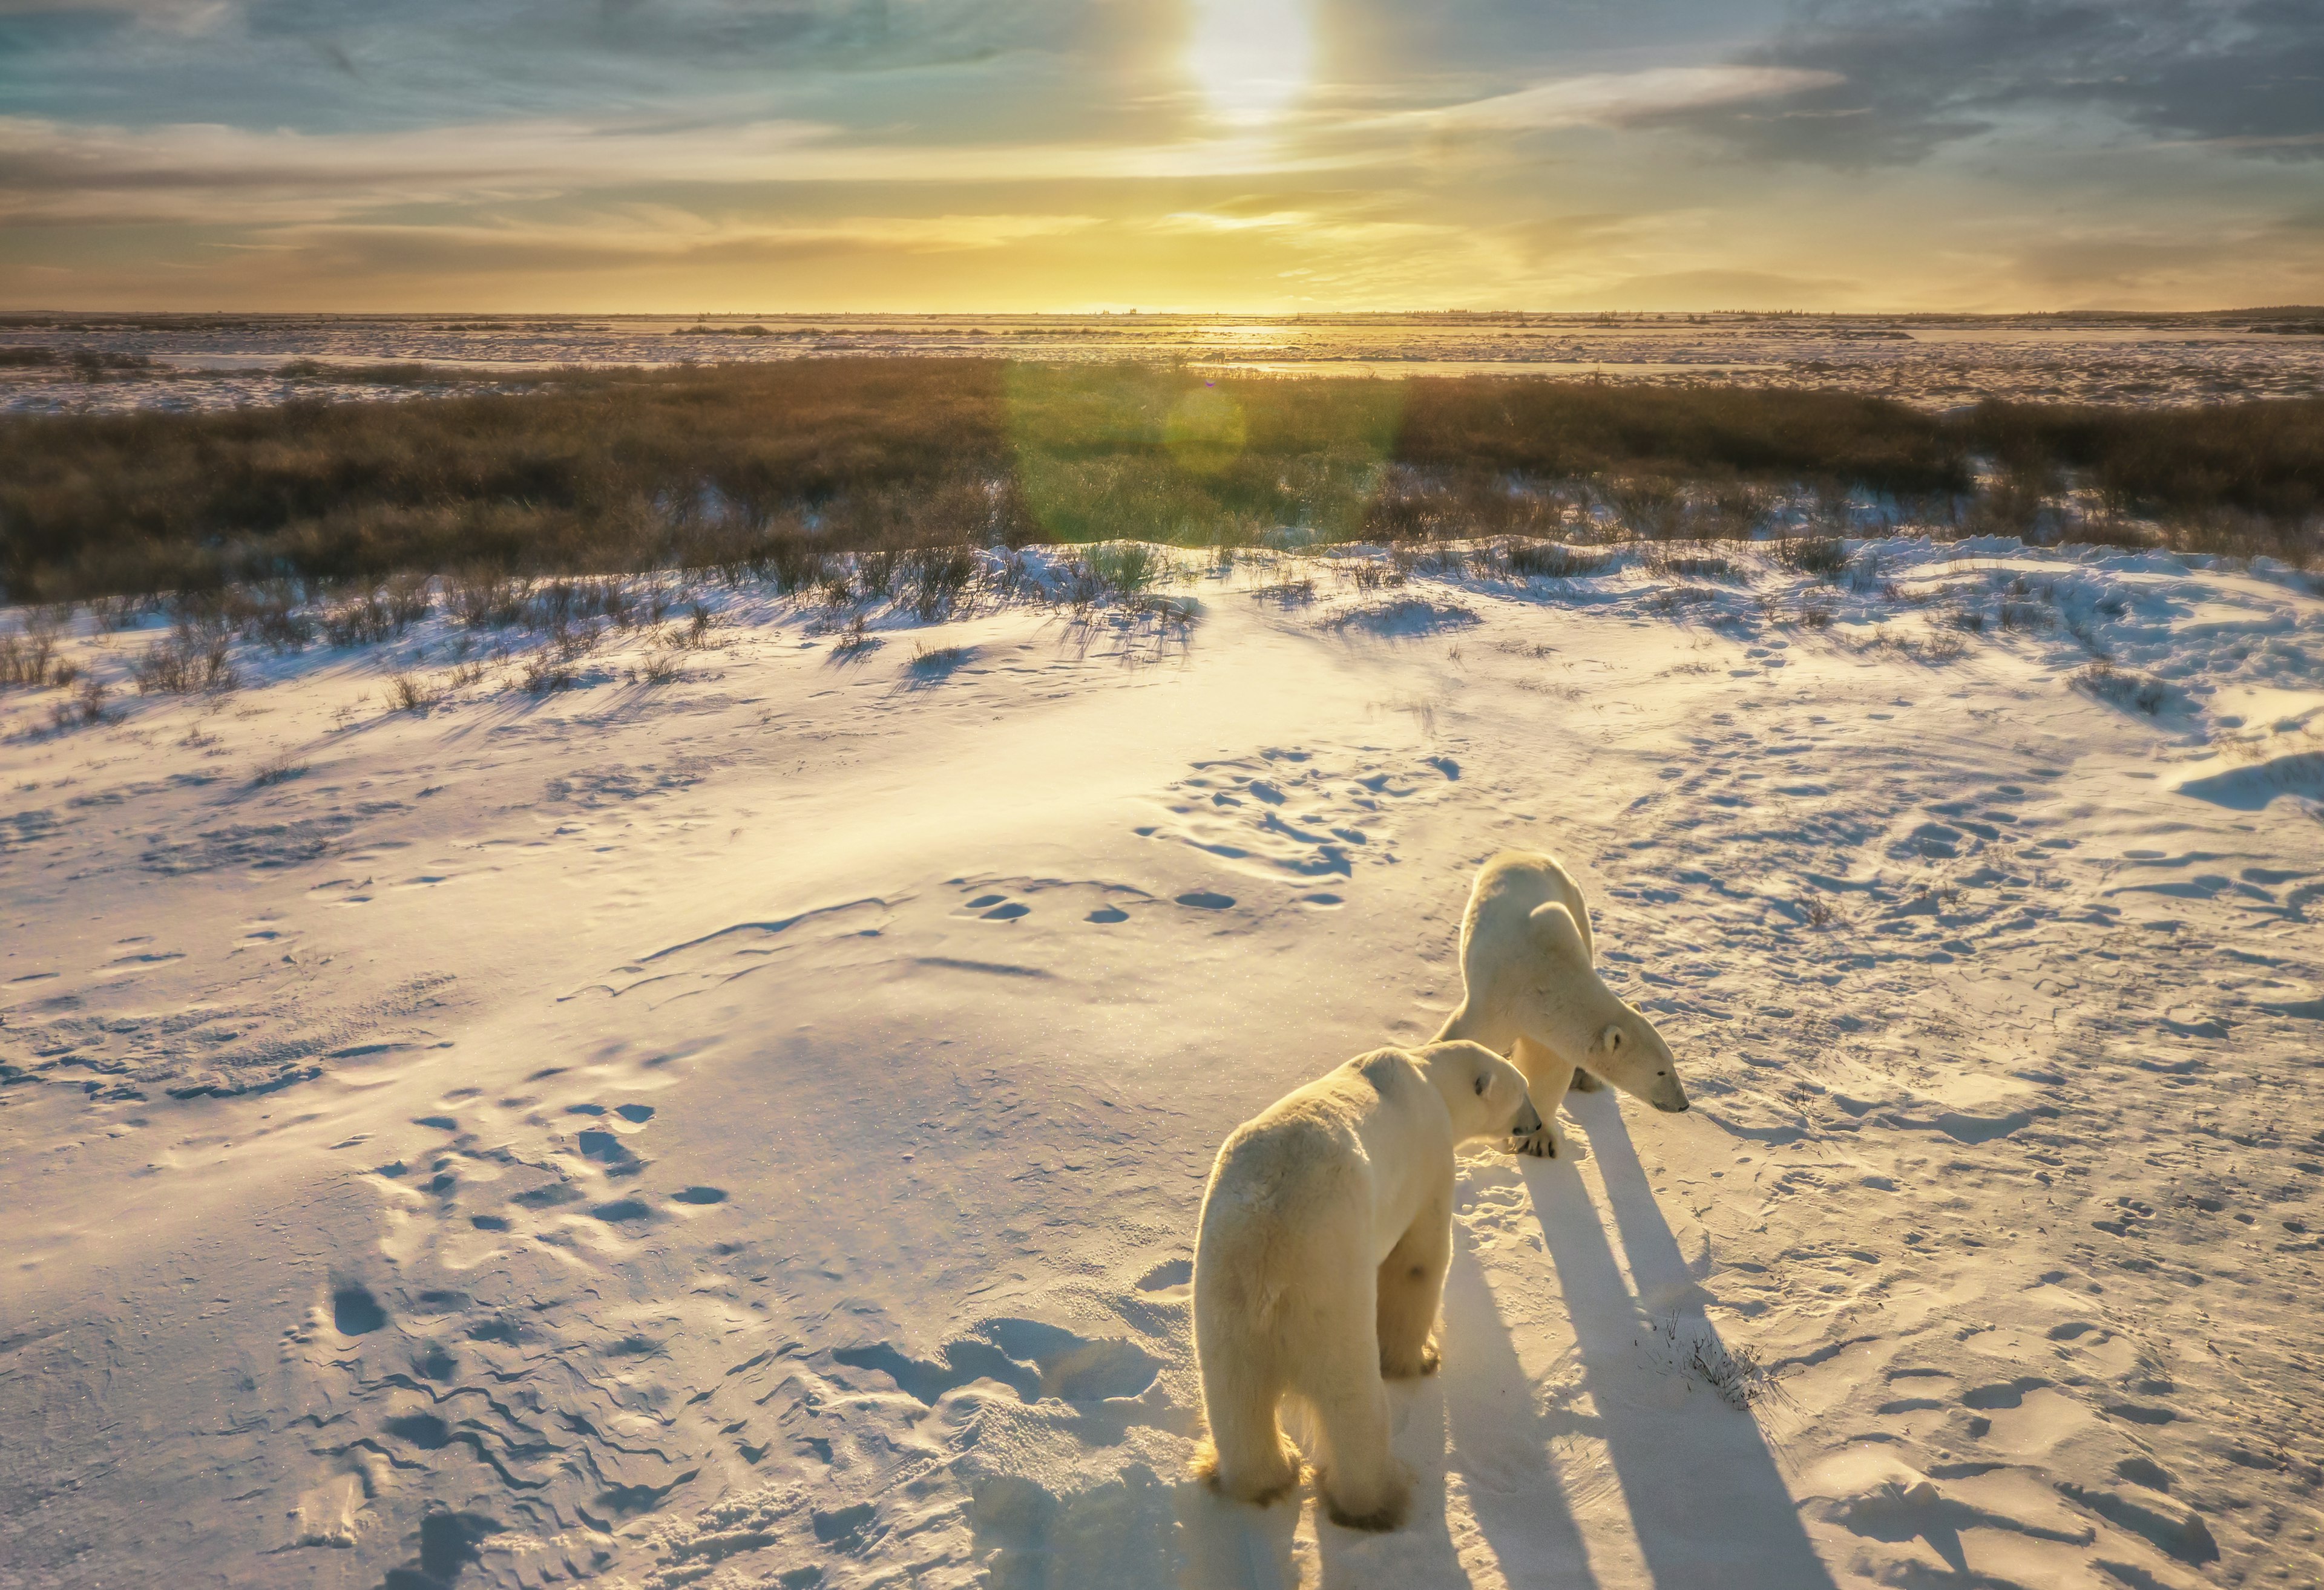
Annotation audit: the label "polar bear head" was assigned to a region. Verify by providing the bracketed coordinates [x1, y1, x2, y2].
[1509, 902, 1689, 1113]
[1411, 1040, 1544, 1144]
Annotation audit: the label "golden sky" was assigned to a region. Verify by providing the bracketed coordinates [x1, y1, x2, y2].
[2, 0, 2320, 312]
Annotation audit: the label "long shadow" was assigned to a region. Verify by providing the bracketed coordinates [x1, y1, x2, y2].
[1310, 1375, 1471, 1590]
[1175, 1480, 1301, 1590]
[1525, 1094, 1839, 1590]
[1427, 1225, 1602, 1589]
[1178, 1231, 1598, 1590]
[1567, 1093, 1720, 1321]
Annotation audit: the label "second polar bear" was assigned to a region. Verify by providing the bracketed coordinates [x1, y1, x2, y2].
[1436, 849, 1688, 1158]
[1192, 1040, 1540, 1530]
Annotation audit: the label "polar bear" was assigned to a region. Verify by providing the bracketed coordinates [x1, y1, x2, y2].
[1434, 850, 1687, 1159]
[1191, 1040, 1540, 1530]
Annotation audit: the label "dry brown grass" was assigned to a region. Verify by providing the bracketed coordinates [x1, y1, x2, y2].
[1, 362, 2315, 601]
[0, 618, 76, 689]
[128, 626, 237, 693]
[386, 672, 442, 713]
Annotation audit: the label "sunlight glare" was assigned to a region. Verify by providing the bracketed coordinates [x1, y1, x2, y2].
[1186, 0, 1313, 125]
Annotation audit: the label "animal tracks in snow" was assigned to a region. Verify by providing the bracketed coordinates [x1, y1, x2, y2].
[1138, 745, 1459, 891]
[295, 1064, 748, 1583]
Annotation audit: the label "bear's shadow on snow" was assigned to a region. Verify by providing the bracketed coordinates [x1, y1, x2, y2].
[1429, 1227, 1600, 1587]
[1308, 1376, 1502, 1588]
[1508, 1089, 1839, 1590]
[1175, 1482, 1302, 1590]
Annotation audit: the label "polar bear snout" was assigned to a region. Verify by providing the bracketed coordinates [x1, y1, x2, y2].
[1631, 1035, 1690, 1113]
[1509, 1094, 1546, 1139]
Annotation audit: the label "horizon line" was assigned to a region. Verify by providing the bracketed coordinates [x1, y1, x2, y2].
[5, 306, 2322, 320]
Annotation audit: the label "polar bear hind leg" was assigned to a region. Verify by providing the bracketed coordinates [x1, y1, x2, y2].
[1376, 1194, 1450, 1379]
[1192, 1347, 1302, 1505]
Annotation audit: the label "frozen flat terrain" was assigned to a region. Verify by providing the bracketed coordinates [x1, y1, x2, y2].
[2, 538, 2322, 1590]
[5, 311, 2324, 414]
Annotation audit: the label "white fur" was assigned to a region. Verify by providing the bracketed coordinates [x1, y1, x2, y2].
[1435, 849, 1689, 1159]
[1191, 1040, 1538, 1530]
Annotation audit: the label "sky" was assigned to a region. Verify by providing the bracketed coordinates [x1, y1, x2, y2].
[2, 0, 2320, 313]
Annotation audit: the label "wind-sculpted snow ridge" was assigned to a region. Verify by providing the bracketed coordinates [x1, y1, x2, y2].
[1, 537, 2320, 1589]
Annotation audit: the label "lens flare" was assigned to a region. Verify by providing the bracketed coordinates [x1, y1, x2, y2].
[1164, 387, 1247, 474]
[1186, 0, 1313, 125]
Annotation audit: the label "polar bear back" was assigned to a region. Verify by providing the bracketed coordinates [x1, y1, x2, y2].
[1459, 849, 1595, 967]
[1200, 1050, 1456, 1287]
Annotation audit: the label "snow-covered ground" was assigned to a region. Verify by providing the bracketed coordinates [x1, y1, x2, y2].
[5, 312, 2323, 413]
[2, 538, 2321, 1590]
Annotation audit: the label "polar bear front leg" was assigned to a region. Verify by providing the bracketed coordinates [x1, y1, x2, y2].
[1376, 1195, 1451, 1379]
[1508, 1036, 1574, 1159]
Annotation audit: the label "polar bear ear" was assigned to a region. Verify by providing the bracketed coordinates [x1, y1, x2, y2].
[1597, 1024, 1626, 1056]
[1473, 1073, 1488, 1096]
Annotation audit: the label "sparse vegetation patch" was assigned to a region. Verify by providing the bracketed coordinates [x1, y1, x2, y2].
[5, 364, 2313, 603]
[2073, 661, 2174, 715]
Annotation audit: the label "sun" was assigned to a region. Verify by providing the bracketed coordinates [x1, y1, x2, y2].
[1186, 0, 1314, 125]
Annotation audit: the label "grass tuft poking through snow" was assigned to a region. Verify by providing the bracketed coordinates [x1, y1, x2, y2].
[2072, 661, 2171, 715]
[127, 627, 236, 694]
[908, 643, 971, 679]
[386, 672, 441, 713]
[249, 751, 308, 787]
[1644, 1314, 1792, 1413]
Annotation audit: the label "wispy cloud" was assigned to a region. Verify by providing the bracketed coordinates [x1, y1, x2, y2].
[303, 211, 1104, 258]
[1144, 209, 1454, 247]
[0, 0, 232, 25]
[1661, 0, 2324, 167]
[0, 113, 1378, 227]
[1393, 65, 1845, 133]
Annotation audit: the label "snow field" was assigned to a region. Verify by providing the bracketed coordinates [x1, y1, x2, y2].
[1, 535, 2320, 1589]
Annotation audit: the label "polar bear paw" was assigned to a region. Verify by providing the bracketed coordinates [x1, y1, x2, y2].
[1381, 1336, 1441, 1379]
[1508, 1117, 1566, 1159]
[1322, 1464, 1413, 1533]
[1193, 1436, 1303, 1508]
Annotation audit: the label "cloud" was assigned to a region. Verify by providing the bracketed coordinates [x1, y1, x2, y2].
[1997, 218, 2324, 302]
[0, 113, 1373, 227]
[1586, 266, 1863, 309]
[256, 211, 1105, 275]
[1499, 211, 1669, 264]
[4, 0, 2321, 310]
[1143, 209, 1455, 249]
[1400, 65, 1846, 133]
[0, 0, 1055, 68]
[0, 0, 229, 22]
[1661, 0, 2324, 166]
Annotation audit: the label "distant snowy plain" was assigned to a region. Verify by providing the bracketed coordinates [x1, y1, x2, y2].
[2, 538, 2321, 1589]
[7, 311, 2324, 414]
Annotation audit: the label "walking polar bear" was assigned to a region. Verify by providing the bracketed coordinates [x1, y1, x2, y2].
[1192, 1041, 1540, 1530]
[1436, 850, 1688, 1159]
